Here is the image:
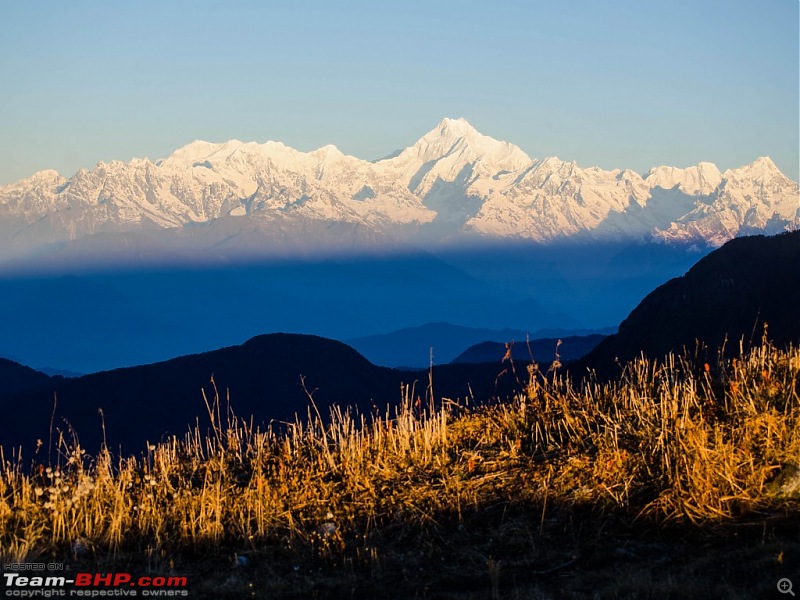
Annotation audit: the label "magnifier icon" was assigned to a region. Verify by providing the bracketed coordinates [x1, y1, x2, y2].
[779, 578, 795, 596]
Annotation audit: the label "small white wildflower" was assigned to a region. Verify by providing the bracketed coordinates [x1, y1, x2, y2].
[34, 487, 44, 497]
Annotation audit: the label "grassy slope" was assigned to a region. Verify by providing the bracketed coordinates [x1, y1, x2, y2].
[1, 341, 799, 598]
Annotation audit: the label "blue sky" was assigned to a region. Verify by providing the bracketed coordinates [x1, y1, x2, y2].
[1, 0, 797, 185]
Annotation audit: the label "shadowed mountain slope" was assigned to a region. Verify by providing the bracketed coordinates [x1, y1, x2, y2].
[0, 358, 51, 398]
[577, 231, 800, 378]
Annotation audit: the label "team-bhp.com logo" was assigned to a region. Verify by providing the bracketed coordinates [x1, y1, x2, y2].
[3, 571, 188, 597]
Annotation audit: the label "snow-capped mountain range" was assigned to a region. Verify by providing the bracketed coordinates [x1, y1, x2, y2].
[1, 118, 797, 262]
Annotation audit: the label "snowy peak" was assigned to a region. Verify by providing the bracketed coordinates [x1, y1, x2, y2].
[645, 162, 722, 195]
[309, 144, 350, 168]
[751, 156, 778, 169]
[0, 119, 797, 259]
[162, 138, 358, 176]
[163, 139, 247, 166]
[724, 156, 787, 182]
[530, 156, 577, 176]
[387, 118, 532, 196]
[412, 117, 483, 150]
[432, 117, 478, 139]
[0, 169, 64, 191]
[651, 155, 798, 247]
[312, 143, 343, 155]
[404, 117, 531, 168]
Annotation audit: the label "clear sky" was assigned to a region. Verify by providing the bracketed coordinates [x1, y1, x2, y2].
[1, 0, 798, 185]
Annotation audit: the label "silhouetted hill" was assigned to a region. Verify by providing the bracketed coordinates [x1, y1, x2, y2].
[577, 232, 800, 378]
[347, 322, 611, 368]
[0, 334, 523, 455]
[347, 322, 538, 368]
[0, 358, 51, 397]
[452, 335, 607, 364]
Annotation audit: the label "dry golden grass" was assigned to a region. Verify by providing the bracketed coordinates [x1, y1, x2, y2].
[1, 339, 798, 597]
